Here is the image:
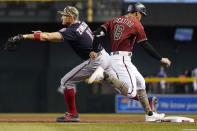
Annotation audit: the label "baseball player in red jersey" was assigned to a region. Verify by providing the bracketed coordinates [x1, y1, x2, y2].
[7, 6, 131, 122]
[88, 3, 171, 122]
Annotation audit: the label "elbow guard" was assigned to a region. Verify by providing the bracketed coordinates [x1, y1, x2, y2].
[93, 27, 106, 38]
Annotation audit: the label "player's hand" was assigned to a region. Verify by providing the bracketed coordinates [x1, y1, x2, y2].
[89, 51, 98, 60]
[11, 34, 24, 42]
[160, 58, 171, 68]
[4, 35, 23, 52]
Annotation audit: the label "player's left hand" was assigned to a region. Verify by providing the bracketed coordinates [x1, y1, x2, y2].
[160, 58, 171, 68]
[89, 51, 98, 60]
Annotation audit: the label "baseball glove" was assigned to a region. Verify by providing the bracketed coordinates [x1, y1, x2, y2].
[5, 35, 24, 52]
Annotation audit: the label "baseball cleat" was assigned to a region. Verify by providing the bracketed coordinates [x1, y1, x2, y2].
[87, 66, 104, 84]
[56, 112, 80, 122]
[145, 112, 165, 122]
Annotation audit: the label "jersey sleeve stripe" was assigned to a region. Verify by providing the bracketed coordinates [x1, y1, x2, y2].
[101, 25, 107, 32]
[137, 38, 148, 44]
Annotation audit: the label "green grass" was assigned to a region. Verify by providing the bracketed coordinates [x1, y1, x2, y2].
[0, 123, 197, 131]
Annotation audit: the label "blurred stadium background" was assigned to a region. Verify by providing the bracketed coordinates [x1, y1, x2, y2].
[0, 0, 197, 114]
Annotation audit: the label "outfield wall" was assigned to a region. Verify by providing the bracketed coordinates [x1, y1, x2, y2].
[116, 95, 197, 114]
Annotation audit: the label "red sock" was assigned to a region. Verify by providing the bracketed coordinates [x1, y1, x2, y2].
[64, 87, 78, 115]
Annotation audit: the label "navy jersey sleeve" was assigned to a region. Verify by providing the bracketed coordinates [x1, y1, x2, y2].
[59, 28, 77, 41]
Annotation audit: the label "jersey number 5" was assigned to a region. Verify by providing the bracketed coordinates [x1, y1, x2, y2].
[114, 24, 124, 40]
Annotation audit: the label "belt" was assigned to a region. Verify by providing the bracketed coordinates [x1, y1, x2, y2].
[110, 51, 132, 56]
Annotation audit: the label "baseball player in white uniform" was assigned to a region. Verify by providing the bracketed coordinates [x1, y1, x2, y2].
[88, 3, 171, 122]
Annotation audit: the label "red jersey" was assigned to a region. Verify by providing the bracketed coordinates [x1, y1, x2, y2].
[101, 15, 147, 52]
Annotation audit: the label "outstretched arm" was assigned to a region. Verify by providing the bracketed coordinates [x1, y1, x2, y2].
[11, 31, 63, 43]
[139, 40, 171, 67]
[23, 31, 63, 42]
[4, 31, 63, 51]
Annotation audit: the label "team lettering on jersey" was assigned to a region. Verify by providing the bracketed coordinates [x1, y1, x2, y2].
[76, 22, 88, 35]
[113, 18, 134, 28]
[76, 22, 93, 41]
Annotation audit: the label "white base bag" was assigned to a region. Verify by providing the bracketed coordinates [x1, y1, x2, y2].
[162, 116, 195, 123]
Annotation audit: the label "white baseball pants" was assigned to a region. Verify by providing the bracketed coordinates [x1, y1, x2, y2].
[110, 51, 146, 98]
[60, 49, 116, 89]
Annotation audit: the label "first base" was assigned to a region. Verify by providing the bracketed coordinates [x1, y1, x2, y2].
[162, 116, 195, 123]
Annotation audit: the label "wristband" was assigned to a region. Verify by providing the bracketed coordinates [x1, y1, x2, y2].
[34, 32, 41, 40]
